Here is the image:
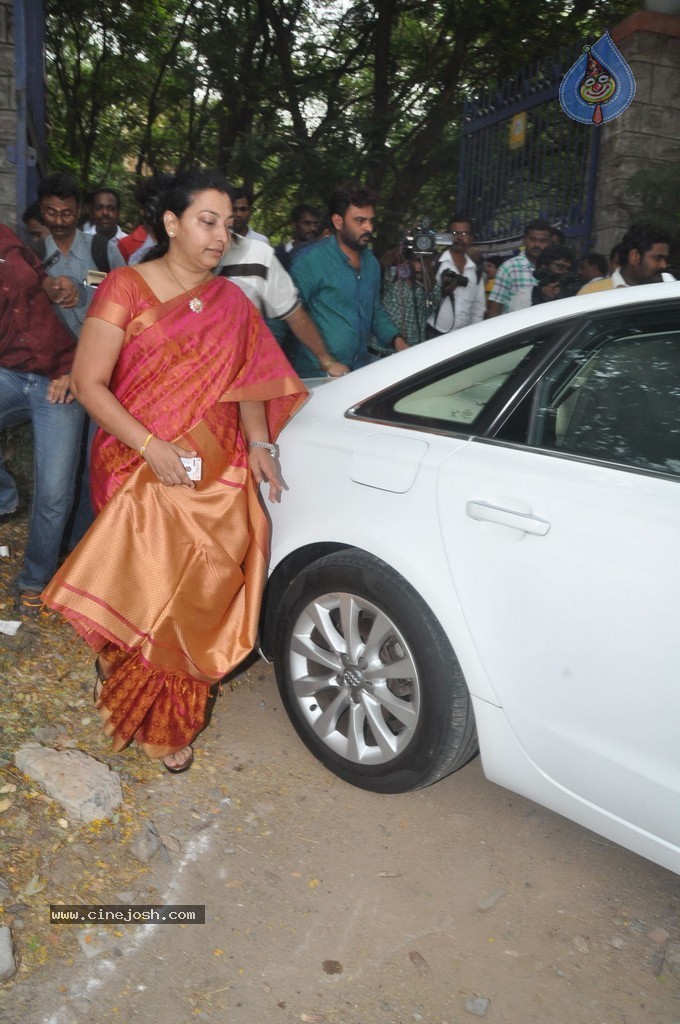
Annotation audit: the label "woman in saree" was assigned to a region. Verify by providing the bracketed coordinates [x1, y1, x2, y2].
[43, 170, 307, 773]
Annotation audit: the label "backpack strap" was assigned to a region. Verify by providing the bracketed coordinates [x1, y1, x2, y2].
[90, 233, 111, 273]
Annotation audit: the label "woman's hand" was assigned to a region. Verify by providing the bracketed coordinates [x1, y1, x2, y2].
[239, 401, 286, 502]
[142, 439, 198, 488]
[249, 446, 285, 503]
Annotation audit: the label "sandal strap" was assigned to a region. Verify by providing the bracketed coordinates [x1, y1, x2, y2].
[15, 593, 52, 618]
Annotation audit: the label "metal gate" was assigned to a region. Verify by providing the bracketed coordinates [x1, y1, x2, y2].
[457, 50, 599, 255]
[11, 0, 47, 220]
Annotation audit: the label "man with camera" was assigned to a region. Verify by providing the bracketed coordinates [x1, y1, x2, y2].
[486, 219, 553, 316]
[425, 215, 486, 339]
[381, 249, 440, 349]
[508, 244, 580, 311]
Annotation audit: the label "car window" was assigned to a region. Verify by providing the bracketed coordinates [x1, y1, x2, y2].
[528, 310, 680, 477]
[351, 328, 556, 434]
[392, 345, 534, 426]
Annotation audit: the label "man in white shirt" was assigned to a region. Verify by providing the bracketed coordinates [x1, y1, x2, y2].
[83, 187, 127, 242]
[274, 203, 321, 270]
[579, 224, 672, 294]
[217, 234, 348, 376]
[230, 187, 269, 244]
[426, 215, 486, 338]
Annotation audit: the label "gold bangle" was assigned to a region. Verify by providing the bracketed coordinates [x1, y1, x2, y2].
[139, 432, 154, 456]
[320, 356, 335, 370]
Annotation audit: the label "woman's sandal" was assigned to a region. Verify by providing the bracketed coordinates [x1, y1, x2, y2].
[162, 746, 194, 774]
[92, 657, 192, 772]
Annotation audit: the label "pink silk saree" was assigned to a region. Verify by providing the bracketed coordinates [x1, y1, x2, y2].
[43, 267, 307, 756]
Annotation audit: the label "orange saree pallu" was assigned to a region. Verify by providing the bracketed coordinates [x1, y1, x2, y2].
[43, 268, 307, 757]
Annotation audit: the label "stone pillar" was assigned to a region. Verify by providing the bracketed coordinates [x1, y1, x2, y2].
[0, 2, 33, 499]
[0, 0, 15, 226]
[592, 11, 680, 256]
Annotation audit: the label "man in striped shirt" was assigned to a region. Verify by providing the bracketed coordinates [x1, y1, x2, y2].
[486, 219, 552, 317]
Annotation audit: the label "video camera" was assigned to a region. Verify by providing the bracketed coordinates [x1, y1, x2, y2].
[401, 218, 453, 258]
[533, 266, 584, 299]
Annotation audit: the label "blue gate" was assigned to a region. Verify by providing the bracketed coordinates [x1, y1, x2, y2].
[457, 50, 599, 255]
[12, 0, 47, 219]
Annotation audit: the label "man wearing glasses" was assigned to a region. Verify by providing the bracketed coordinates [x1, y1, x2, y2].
[36, 173, 125, 557]
[37, 173, 125, 340]
[425, 215, 486, 339]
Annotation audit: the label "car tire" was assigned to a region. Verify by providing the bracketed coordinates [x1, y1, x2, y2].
[272, 550, 478, 793]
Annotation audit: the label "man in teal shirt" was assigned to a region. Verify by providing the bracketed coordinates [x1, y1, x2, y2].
[290, 183, 406, 376]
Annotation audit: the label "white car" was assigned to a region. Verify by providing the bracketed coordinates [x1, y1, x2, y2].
[260, 281, 680, 874]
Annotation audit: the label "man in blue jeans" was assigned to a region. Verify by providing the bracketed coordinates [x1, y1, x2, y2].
[36, 172, 125, 552]
[0, 224, 84, 615]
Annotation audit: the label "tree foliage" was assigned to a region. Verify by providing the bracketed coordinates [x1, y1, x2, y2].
[45, 0, 638, 243]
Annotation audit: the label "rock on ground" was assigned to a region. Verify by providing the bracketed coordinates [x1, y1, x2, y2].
[14, 743, 122, 821]
[0, 926, 16, 982]
[465, 996, 491, 1016]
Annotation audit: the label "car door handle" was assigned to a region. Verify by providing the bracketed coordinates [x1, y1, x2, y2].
[465, 500, 551, 536]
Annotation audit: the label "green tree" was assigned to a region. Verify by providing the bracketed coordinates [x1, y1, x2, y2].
[45, 0, 638, 243]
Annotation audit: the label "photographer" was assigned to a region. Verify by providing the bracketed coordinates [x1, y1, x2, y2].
[508, 244, 581, 311]
[425, 215, 486, 339]
[380, 247, 440, 349]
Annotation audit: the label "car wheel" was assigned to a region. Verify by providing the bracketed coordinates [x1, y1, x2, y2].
[272, 550, 478, 793]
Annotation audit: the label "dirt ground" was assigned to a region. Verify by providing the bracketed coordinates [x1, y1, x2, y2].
[1, 515, 679, 1024]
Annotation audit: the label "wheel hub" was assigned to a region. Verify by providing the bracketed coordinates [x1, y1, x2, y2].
[285, 583, 428, 770]
[340, 654, 372, 701]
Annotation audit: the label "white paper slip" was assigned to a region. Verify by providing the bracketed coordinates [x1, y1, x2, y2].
[0, 620, 22, 636]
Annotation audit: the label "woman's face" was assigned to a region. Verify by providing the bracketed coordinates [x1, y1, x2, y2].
[165, 189, 233, 270]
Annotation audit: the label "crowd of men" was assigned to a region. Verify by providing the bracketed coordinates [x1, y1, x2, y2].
[386, 217, 673, 342]
[1, 168, 675, 614]
[18, 171, 677, 370]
